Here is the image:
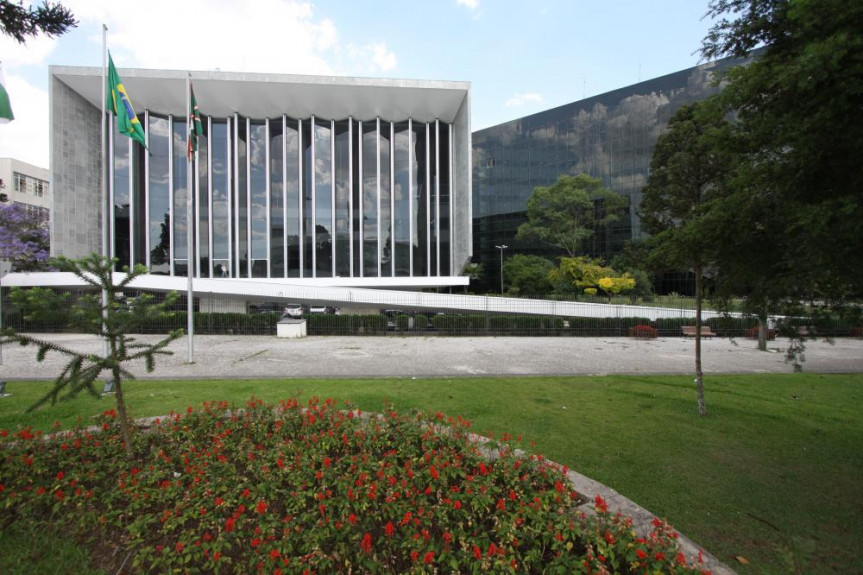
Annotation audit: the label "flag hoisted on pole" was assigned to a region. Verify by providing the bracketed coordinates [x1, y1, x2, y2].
[100, 26, 109, 357]
[106, 52, 147, 149]
[0, 62, 14, 123]
[185, 74, 196, 363]
[188, 82, 203, 160]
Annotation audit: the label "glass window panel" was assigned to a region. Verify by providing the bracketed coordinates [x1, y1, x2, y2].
[361, 121, 378, 277]
[236, 118, 248, 277]
[439, 123, 451, 274]
[112, 123, 130, 269]
[411, 122, 426, 276]
[249, 120, 268, 277]
[314, 119, 332, 278]
[380, 123, 392, 277]
[301, 120, 313, 276]
[286, 119, 301, 277]
[270, 120, 284, 278]
[429, 123, 438, 275]
[351, 120, 361, 275]
[197, 122, 209, 277]
[393, 122, 411, 277]
[172, 118, 189, 276]
[334, 120, 351, 277]
[133, 139, 146, 266]
[211, 120, 230, 277]
[148, 115, 170, 274]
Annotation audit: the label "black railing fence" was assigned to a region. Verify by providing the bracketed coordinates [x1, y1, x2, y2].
[1, 289, 860, 338]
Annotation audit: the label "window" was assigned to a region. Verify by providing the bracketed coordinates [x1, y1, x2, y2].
[14, 172, 25, 192]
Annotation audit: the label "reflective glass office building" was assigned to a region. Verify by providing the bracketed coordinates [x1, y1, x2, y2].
[50, 67, 471, 289]
[472, 55, 746, 292]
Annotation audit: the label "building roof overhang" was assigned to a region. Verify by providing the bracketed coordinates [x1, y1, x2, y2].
[51, 66, 470, 124]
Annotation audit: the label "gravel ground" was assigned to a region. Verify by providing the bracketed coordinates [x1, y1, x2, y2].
[1, 333, 861, 380]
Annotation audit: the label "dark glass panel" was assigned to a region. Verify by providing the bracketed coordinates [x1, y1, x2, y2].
[380, 123, 392, 277]
[112, 124, 130, 269]
[197, 122, 209, 277]
[439, 123, 451, 274]
[211, 120, 230, 277]
[301, 120, 313, 276]
[249, 120, 268, 277]
[361, 121, 378, 276]
[411, 122, 426, 276]
[334, 120, 351, 277]
[314, 119, 332, 278]
[393, 121, 410, 277]
[172, 118, 189, 276]
[285, 119, 301, 277]
[147, 115, 170, 274]
[236, 118, 247, 277]
[270, 120, 284, 277]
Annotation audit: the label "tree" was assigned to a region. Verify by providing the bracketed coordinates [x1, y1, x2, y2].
[516, 174, 627, 257]
[0, 202, 50, 271]
[502, 254, 554, 295]
[0, 0, 76, 42]
[639, 101, 733, 416]
[548, 256, 633, 298]
[0, 255, 182, 458]
[701, 0, 863, 301]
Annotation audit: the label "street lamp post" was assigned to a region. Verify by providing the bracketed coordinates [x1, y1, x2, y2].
[494, 244, 508, 294]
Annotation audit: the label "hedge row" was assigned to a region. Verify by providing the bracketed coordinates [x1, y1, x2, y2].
[4, 309, 860, 338]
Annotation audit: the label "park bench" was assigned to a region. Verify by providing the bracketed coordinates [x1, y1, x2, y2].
[681, 325, 716, 338]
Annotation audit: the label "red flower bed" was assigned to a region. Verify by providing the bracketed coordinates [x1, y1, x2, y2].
[0, 399, 708, 573]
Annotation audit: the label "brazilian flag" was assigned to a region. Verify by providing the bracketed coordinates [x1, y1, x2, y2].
[106, 52, 147, 149]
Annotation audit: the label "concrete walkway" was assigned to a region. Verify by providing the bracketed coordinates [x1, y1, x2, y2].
[1, 333, 861, 380]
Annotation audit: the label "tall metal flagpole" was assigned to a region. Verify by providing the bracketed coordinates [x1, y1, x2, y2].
[186, 74, 194, 363]
[101, 25, 109, 357]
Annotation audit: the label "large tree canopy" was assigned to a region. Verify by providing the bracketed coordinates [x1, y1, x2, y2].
[516, 174, 626, 258]
[0, 0, 76, 43]
[701, 0, 863, 300]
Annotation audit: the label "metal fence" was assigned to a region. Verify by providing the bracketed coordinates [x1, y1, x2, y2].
[1, 288, 860, 338]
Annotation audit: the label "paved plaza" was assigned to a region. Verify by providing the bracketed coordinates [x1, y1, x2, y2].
[1, 333, 861, 380]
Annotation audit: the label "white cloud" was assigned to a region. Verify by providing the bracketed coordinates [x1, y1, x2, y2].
[2, 0, 402, 167]
[346, 42, 397, 74]
[457, 0, 480, 10]
[0, 74, 49, 168]
[505, 93, 544, 108]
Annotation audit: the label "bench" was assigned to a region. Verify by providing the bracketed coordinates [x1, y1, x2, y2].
[681, 325, 716, 338]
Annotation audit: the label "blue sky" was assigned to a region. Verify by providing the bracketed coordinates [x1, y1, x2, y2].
[0, 0, 717, 167]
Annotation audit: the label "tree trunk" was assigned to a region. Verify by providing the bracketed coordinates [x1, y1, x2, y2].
[694, 264, 707, 416]
[113, 370, 135, 460]
[757, 311, 768, 352]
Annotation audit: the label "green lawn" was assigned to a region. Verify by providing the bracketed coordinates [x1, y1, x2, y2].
[1, 373, 861, 574]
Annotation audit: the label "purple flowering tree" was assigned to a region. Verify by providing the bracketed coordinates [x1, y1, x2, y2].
[0, 202, 50, 271]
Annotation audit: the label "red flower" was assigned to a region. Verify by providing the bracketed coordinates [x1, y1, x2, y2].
[225, 517, 235, 533]
[443, 532, 452, 545]
[323, 457, 331, 467]
[595, 494, 608, 512]
[55, 489, 64, 500]
[175, 542, 184, 553]
[430, 465, 439, 480]
[473, 545, 482, 560]
[361, 532, 372, 554]
[496, 498, 506, 511]
[424, 551, 434, 564]
[214, 552, 222, 561]
[269, 549, 281, 560]
[348, 514, 357, 526]
[410, 551, 419, 562]
[453, 500, 462, 510]
[256, 500, 268, 514]
[56, 471, 64, 481]
[636, 549, 648, 560]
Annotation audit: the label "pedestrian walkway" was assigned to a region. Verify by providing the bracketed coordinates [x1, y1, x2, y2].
[1, 333, 861, 380]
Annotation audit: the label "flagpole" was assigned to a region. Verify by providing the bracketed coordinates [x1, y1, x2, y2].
[101, 25, 109, 357]
[186, 73, 194, 363]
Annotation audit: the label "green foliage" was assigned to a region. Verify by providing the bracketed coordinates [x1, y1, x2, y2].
[0, 254, 182, 457]
[502, 254, 555, 295]
[8, 287, 70, 329]
[431, 314, 486, 333]
[0, 0, 77, 43]
[516, 173, 627, 257]
[701, 0, 863, 307]
[549, 256, 635, 298]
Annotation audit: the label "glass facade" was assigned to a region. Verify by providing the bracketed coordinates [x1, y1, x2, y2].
[472, 56, 745, 292]
[109, 113, 456, 280]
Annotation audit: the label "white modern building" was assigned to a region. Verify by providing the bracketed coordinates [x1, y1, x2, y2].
[49, 66, 472, 290]
[0, 157, 50, 219]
